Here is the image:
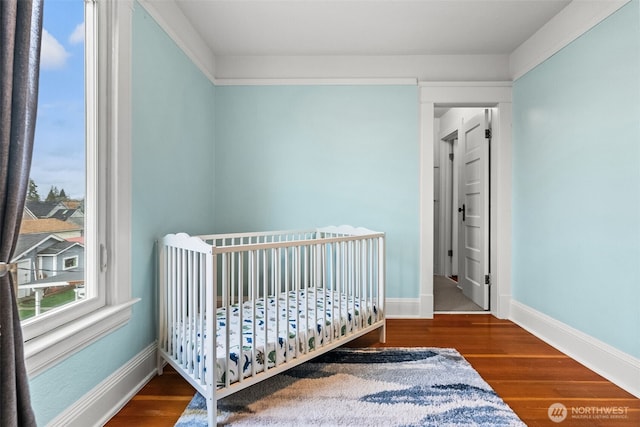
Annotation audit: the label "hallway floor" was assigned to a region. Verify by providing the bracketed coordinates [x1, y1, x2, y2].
[434, 275, 485, 312]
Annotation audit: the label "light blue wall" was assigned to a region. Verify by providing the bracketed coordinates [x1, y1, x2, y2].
[214, 85, 420, 298]
[29, 3, 215, 424]
[33, 0, 640, 422]
[512, 0, 640, 357]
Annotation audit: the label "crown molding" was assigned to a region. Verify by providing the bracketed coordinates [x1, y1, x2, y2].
[136, 0, 216, 83]
[510, 0, 631, 80]
[137, 0, 631, 84]
[214, 78, 418, 86]
[214, 54, 511, 81]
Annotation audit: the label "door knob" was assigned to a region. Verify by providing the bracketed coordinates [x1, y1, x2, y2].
[458, 204, 466, 221]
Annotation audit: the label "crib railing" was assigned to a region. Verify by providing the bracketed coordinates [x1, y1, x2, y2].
[158, 226, 385, 426]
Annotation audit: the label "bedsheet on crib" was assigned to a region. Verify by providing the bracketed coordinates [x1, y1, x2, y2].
[175, 289, 380, 388]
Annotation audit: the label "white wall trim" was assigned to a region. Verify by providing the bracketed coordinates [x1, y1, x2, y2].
[214, 78, 418, 86]
[509, 0, 631, 80]
[25, 302, 137, 377]
[419, 83, 512, 319]
[136, 0, 216, 83]
[511, 301, 640, 398]
[419, 81, 513, 88]
[47, 343, 158, 427]
[420, 82, 512, 105]
[419, 293, 434, 318]
[419, 101, 435, 319]
[136, 0, 631, 83]
[215, 54, 511, 81]
[490, 102, 513, 320]
[497, 294, 512, 319]
[385, 298, 421, 318]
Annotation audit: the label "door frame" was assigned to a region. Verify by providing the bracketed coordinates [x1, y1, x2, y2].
[419, 82, 512, 318]
[438, 131, 457, 278]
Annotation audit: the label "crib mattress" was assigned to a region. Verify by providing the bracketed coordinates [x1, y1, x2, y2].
[177, 289, 380, 388]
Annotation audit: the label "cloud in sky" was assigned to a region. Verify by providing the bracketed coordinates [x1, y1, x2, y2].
[69, 22, 84, 45]
[41, 28, 70, 69]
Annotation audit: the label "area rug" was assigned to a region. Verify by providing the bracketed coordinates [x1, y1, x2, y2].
[176, 347, 525, 426]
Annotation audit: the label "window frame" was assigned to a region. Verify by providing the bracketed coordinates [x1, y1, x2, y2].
[23, 0, 137, 377]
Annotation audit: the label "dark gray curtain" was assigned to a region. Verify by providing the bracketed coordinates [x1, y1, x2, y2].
[1, 0, 43, 425]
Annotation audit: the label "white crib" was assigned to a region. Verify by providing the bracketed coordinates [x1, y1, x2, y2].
[157, 225, 386, 425]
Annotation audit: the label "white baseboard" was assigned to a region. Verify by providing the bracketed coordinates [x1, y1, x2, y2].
[495, 294, 512, 319]
[510, 301, 640, 398]
[47, 343, 158, 427]
[386, 298, 421, 318]
[420, 293, 434, 318]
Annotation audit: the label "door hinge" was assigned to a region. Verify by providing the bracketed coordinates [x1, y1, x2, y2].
[448, 153, 454, 161]
[447, 249, 453, 257]
[485, 274, 491, 285]
[485, 129, 492, 139]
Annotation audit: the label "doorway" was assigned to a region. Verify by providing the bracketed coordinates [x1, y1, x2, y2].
[433, 107, 490, 312]
[418, 82, 513, 319]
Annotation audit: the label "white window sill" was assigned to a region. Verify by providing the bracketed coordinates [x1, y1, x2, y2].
[24, 298, 140, 378]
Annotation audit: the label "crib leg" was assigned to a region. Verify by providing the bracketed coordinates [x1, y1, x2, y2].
[207, 395, 216, 426]
[378, 321, 387, 344]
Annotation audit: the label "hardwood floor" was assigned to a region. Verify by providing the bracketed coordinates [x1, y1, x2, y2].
[106, 315, 639, 426]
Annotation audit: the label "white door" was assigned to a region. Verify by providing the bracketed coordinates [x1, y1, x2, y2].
[458, 111, 490, 309]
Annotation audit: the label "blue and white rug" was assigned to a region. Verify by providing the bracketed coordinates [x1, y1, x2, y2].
[176, 347, 525, 426]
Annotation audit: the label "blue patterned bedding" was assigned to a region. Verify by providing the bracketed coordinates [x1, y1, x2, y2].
[178, 289, 380, 388]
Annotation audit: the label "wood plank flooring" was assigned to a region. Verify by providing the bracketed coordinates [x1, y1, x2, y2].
[106, 315, 639, 426]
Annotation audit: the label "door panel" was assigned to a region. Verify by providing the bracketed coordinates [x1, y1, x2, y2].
[458, 111, 490, 310]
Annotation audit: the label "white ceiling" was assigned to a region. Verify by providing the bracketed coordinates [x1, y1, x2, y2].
[176, 0, 572, 57]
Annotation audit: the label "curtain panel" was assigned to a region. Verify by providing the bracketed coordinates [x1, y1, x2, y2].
[0, 0, 43, 425]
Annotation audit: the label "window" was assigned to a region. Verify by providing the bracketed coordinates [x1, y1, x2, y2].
[20, 0, 136, 377]
[63, 256, 79, 270]
[17, 1, 86, 323]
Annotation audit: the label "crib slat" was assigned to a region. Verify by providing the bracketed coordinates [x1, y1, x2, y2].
[353, 239, 357, 330]
[294, 245, 300, 359]
[174, 248, 180, 363]
[182, 249, 189, 365]
[197, 252, 202, 381]
[173, 248, 180, 362]
[231, 249, 236, 306]
[249, 250, 257, 379]
[338, 240, 343, 341]
[262, 249, 268, 374]
[237, 251, 244, 385]
[274, 247, 281, 368]
[363, 239, 370, 328]
[173, 247, 179, 360]
[222, 252, 231, 389]
[186, 251, 193, 373]
[169, 246, 174, 354]
[204, 244, 215, 423]
[303, 244, 310, 355]
[284, 246, 291, 362]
